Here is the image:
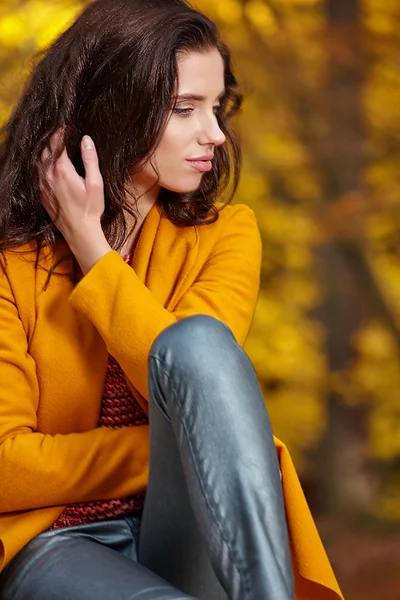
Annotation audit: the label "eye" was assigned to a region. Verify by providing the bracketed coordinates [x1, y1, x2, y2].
[172, 106, 222, 118]
[172, 107, 194, 118]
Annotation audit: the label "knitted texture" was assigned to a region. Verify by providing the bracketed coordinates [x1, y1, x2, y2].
[50, 253, 149, 530]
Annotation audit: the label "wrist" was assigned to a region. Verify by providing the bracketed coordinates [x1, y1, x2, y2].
[62, 217, 103, 243]
[65, 223, 112, 275]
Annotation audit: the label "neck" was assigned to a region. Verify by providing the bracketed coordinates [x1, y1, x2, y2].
[118, 185, 159, 257]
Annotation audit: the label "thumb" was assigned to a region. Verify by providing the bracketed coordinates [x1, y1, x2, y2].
[81, 135, 103, 189]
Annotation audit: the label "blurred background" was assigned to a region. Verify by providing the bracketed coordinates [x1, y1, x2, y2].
[1, 0, 400, 597]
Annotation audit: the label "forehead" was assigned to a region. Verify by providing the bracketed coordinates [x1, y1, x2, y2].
[176, 48, 225, 95]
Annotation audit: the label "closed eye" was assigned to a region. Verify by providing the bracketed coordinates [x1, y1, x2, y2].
[172, 106, 222, 118]
[172, 107, 194, 117]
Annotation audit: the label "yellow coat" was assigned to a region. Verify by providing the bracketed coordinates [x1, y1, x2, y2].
[0, 201, 343, 599]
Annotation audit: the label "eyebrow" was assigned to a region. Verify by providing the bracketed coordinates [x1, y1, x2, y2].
[173, 91, 226, 102]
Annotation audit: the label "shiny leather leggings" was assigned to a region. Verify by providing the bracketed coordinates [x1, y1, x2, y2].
[0, 316, 295, 600]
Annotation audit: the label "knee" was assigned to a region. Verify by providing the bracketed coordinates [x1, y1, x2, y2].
[148, 316, 264, 423]
[149, 315, 234, 367]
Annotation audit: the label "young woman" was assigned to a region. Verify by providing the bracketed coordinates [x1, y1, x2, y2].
[0, 0, 343, 599]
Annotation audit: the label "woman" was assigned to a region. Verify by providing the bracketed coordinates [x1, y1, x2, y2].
[0, 0, 342, 599]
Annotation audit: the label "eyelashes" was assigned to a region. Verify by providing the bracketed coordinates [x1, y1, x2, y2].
[172, 108, 193, 118]
[172, 107, 222, 118]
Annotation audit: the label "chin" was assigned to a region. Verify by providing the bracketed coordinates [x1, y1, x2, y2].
[165, 182, 202, 194]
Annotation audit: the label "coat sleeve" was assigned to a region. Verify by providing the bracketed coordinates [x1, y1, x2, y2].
[0, 262, 150, 513]
[68, 204, 262, 400]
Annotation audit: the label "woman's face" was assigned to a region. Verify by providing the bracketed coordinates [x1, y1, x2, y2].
[131, 47, 226, 197]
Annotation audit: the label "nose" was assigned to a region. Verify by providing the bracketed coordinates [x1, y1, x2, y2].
[199, 114, 226, 147]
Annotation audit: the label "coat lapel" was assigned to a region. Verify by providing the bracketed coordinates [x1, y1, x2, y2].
[132, 203, 200, 309]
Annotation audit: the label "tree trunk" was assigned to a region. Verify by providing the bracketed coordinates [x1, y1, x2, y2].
[315, 0, 377, 516]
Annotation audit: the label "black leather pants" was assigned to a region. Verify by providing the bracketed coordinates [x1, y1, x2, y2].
[0, 315, 295, 600]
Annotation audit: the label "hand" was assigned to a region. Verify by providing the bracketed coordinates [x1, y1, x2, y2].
[39, 129, 105, 240]
[39, 130, 112, 275]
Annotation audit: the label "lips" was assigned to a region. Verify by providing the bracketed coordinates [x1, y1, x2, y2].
[186, 156, 214, 173]
[187, 159, 213, 172]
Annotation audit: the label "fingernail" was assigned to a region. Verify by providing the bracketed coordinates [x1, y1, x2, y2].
[82, 135, 94, 150]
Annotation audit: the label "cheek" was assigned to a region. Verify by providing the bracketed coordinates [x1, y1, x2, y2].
[155, 122, 188, 164]
[152, 121, 204, 193]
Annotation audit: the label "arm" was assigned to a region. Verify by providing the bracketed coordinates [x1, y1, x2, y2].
[0, 266, 149, 514]
[68, 204, 262, 400]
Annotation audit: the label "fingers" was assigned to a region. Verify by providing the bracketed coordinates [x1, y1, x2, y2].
[38, 129, 103, 193]
[51, 131, 77, 182]
[80, 135, 104, 192]
[40, 129, 73, 182]
[38, 130, 78, 214]
[36, 129, 105, 231]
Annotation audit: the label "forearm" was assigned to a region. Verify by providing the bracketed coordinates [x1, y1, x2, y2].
[0, 425, 149, 513]
[65, 223, 112, 275]
[69, 250, 177, 399]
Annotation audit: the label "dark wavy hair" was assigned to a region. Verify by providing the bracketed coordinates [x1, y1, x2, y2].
[0, 0, 242, 284]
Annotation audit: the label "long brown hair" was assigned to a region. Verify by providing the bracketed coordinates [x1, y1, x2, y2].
[0, 0, 242, 284]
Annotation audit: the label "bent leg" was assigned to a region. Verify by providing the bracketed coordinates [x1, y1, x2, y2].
[139, 315, 295, 600]
[138, 364, 228, 600]
[0, 526, 198, 600]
